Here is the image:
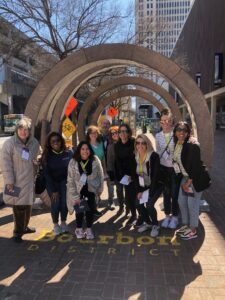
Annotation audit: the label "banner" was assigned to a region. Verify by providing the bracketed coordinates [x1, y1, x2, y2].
[65, 97, 78, 117]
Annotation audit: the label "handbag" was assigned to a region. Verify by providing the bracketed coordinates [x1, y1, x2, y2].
[35, 166, 46, 194]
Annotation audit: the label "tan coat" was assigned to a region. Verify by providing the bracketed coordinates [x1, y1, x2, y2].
[0, 135, 40, 205]
[67, 155, 104, 213]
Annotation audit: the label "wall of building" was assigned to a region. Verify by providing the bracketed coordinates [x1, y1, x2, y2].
[171, 0, 225, 94]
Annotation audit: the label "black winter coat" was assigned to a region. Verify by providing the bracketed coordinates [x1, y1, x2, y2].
[180, 142, 211, 192]
[134, 152, 163, 197]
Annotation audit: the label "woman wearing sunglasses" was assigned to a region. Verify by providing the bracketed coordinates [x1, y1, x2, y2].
[173, 122, 211, 240]
[114, 123, 137, 225]
[155, 108, 182, 229]
[134, 134, 163, 237]
[42, 132, 73, 235]
[106, 126, 122, 209]
[86, 125, 105, 215]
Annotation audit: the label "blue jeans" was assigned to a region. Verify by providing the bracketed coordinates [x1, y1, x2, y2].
[178, 177, 202, 228]
[47, 180, 68, 224]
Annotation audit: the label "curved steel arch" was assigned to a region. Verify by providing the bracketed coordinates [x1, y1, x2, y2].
[91, 89, 165, 125]
[77, 76, 182, 141]
[25, 44, 213, 165]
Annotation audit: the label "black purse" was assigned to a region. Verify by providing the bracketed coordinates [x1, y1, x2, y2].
[35, 166, 46, 194]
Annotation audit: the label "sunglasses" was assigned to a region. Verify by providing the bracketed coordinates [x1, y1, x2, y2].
[51, 138, 61, 144]
[111, 131, 118, 135]
[119, 130, 128, 134]
[176, 127, 188, 132]
[136, 141, 146, 145]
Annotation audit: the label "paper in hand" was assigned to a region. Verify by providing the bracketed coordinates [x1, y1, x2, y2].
[139, 189, 149, 204]
[120, 175, 130, 186]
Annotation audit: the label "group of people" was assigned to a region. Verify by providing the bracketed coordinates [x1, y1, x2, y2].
[1, 110, 211, 243]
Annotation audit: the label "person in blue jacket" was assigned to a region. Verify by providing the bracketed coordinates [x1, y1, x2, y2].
[41, 132, 73, 235]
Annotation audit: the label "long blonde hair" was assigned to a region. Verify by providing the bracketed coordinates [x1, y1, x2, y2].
[134, 134, 154, 154]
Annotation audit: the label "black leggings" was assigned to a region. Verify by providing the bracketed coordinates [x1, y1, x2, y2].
[76, 191, 96, 228]
[13, 205, 32, 237]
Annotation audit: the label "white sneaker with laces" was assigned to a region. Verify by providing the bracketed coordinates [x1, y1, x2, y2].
[161, 217, 171, 228]
[137, 223, 152, 233]
[168, 216, 178, 229]
[54, 224, 61, 235]
[75, 228, 85, 239]
[61, 223, 69, 233]
[150, 225, 160, 237]
[86, 228, 94, 240]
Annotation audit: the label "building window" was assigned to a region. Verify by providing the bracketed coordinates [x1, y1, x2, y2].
[195, 73, 202, 88]
[214, 53, 223, 86]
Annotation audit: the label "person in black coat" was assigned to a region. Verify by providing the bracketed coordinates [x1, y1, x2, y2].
[114, 124, 137, 225]
[173, 122, 211, 240]
[42, 132, 73, 235]
[134, 134, 163, 237]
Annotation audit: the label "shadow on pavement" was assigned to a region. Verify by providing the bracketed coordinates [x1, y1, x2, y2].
[0, 207, 205, 300]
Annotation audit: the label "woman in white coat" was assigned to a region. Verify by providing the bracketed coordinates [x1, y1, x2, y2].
[1, 117, 40, 243]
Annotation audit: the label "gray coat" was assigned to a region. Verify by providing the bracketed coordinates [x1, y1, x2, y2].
[67, 155, 104, 213]
[0, 135, 40, 205]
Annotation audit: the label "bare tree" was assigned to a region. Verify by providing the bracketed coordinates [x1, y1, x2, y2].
[0, 0, 126, 60]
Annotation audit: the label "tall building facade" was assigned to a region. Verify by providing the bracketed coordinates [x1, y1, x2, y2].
[135, 0, 194, 121]
[135, 0, 193, 57]
[171, 0, 225, 130]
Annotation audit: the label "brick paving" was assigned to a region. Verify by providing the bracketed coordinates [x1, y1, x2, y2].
[0, 130, 225, 300]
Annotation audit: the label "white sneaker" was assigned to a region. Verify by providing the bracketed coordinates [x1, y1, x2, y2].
[54, 224, 61, 235]
[86, 228, 94, 240]
[175, 225, 189, 236]
[150, 225, 160, 237]
[61, 223, 69, 233]
[75, 228, 85, 239]
[137, 223, 152, 233]
[168, 216, 178, 229]
[161, 217, 171, 228]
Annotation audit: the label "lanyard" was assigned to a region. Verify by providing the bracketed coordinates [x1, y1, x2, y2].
[52, 150, 63, 155]
[80, 160, 89, 173]
[139, 154, 147, 174]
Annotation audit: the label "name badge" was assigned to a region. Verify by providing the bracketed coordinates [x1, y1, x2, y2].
[80, 173, 87, 185]
[173, 162, 181, 174]
[22, 148, 30, 160]
[139, 175, 145, 187]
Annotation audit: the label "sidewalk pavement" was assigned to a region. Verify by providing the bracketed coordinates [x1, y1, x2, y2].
[0, 130, 224, 300]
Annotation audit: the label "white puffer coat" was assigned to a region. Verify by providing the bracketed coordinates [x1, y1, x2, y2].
[0, 135, 40, 205]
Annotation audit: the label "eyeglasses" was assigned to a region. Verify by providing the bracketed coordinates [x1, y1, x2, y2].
[119, 130, 128, 134]
[111, 132, 118, 135]
[136, 141, 146, 145]
[51, 138, 61, 144]
[176, 127, 188, 132]
[160, 120, 170, 124]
